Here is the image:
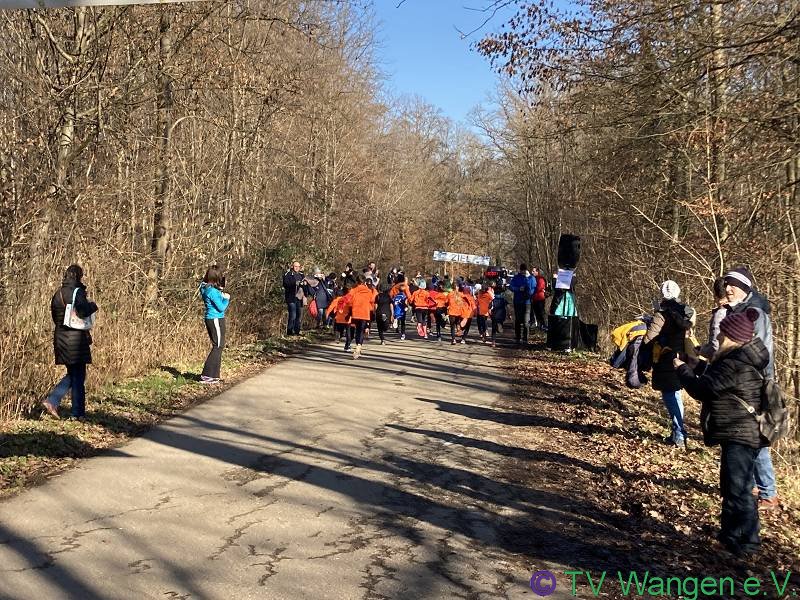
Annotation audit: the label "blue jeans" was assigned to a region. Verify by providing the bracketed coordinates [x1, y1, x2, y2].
[46, 364, 87, 418]
[662, 390, 687, 444]
[286, 299, 302, 335]
[752, 447, 777, 500]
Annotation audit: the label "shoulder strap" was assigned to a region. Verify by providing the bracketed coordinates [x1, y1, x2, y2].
[731, 393, 758, 417]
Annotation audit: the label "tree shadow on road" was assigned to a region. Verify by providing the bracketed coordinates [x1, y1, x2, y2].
[414, 396, 667, 444]
[135, 417, 706, 582]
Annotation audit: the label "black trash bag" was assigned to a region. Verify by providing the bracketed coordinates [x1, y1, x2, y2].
[578, 321, 598, 351]
[547, 315, 580, 351]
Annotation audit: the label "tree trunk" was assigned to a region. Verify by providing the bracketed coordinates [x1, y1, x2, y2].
[146, 8, 175, 304]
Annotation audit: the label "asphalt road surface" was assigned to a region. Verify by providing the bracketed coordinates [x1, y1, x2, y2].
[0, 333, 575, 599]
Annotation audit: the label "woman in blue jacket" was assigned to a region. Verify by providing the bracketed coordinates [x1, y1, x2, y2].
[200, 265, 230, 384]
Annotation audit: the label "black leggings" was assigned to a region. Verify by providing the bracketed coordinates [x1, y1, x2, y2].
[353, 319, 369, 345]
[449, 316, 461, 342]
[434, 309, 446, 337]
[377, 315, 391, 342]
[491, 318, 501, 342]
[477, 315, 488, 336]
[202, 317, 226, 379]
[462, 318, 472, 340]
[397, 317, 406, 336]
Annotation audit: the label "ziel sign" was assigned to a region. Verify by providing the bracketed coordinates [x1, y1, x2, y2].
[432, 251, 491, 266]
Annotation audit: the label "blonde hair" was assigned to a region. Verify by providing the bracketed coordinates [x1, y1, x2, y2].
[712, 335, 744, 363]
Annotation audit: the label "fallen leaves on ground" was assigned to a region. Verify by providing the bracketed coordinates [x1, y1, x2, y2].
[494, 346, 800, 595]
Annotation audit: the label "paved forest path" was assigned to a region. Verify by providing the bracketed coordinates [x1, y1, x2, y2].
[0, 335, 584, 599]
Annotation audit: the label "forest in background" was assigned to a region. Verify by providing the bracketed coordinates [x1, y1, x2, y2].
[0, 0, 499, 419]
[476, 0, 800, 440]
[0, 0, 798, 446]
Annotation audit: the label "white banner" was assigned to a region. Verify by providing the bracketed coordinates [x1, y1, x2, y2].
[1, 0, 203, 9]
[432, 250, 490, 266]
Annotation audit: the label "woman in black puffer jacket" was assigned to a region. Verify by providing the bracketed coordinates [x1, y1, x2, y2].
[43, 265, 99, 420]
[674, 308, 767, 557]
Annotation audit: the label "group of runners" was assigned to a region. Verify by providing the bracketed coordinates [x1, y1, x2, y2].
[284, 263, 513, 359]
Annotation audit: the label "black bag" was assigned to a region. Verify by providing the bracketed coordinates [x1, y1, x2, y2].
[547, 316, 580, 351]
[578, 321, 598, 351]
[557, 234, 581, 270]
[732, 376, 791, 445]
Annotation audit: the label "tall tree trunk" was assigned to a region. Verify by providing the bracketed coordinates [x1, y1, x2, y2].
[146, 8, 175, 304]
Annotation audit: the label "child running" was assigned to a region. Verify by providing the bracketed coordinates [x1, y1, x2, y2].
[459, 283, 477, 344]
[342, 274, 373, 359]
[490, 284, 509, 347]
[364, 276, 379, 341]
[393, 286, 409, 340]
[446, 283, 469, 345]
[326, 288, 353, 351]
[429, 281, 448, 341]
[410, 280, 432, 339]
[375, 285, 393, 345]
[476, 282, 495, 344]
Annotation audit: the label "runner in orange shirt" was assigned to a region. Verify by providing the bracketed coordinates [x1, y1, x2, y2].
[342, 274, 374, 359]
[476, 282, 495, 344]
[429, 281, 448, 341]
[326, 288, 353, 349]
[459, 283, 477, 344]
[410, 281, 433, 339]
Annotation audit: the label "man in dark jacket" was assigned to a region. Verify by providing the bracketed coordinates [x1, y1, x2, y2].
[675, 309, 767, 556]
[644, 280, 695, 448]
[724, 266, 779, 510]
[43, 264, 99, 419]
[283, 261, 305, 336]
[509, 263, 536, 345]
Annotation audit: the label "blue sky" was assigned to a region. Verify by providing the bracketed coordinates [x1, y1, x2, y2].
[371, 0, 517, 125]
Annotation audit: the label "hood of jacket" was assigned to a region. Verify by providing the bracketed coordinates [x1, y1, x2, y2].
[660, 299, 693, 330]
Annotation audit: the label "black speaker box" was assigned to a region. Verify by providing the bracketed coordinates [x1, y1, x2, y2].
[557, 234, 581, 270]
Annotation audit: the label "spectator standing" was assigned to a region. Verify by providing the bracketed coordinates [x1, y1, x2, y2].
[675, 309, 767, 556]
[724, 266, 780, 511]
[43, 264, 99, 420]
[698, 277, 729, 360]
[283, 261, 305, 336]
[531, 267, 548, 331]
[644, 280, 695, 449]
[199, 265, 230, 384]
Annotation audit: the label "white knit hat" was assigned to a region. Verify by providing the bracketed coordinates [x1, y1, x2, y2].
[661, 280, 681, 300]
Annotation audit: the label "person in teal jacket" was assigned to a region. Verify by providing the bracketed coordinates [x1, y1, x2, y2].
[200, 265, 230, 383]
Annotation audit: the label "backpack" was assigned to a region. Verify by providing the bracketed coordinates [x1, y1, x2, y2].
[733, 375, 791, 445]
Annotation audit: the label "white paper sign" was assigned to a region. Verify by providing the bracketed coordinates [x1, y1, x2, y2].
[555, 269, 574, 290]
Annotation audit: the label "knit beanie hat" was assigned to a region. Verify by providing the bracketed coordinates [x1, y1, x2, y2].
[719, 308, 759, 343]
[724, 266, 754, 295]
[661, 280, 681, 300]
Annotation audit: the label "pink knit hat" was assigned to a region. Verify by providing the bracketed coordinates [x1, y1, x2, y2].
[719, 308, 759, 343]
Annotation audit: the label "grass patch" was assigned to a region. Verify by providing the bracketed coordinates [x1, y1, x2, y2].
[0, 332, 317, 498]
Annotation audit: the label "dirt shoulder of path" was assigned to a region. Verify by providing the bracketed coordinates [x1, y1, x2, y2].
[492, 343, 800, 597]
[0, 333, 321, 499]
